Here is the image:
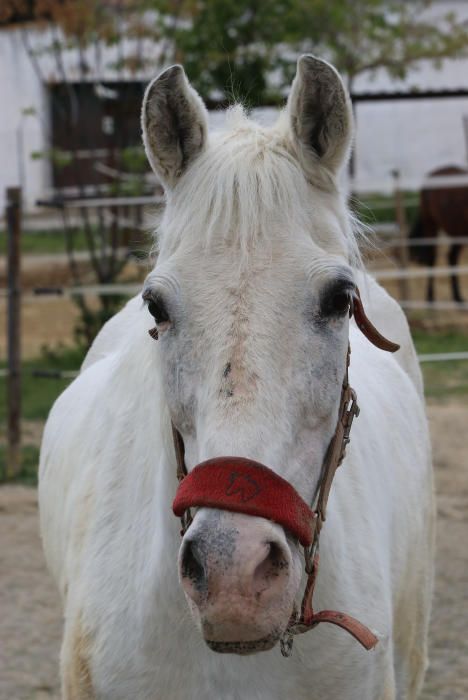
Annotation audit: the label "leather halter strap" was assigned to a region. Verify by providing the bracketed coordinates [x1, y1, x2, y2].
[172, 422, 187, 482]
[171, 349, 357, 540]
[352, 289, 400, 353]
[280, 349, 377, 654]
[171, 347, 378, 653]
[157, 287, 399, 656]
[312, 345, 357, 535]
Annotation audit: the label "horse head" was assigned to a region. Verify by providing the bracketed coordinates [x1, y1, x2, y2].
[141, 56, 360, 654]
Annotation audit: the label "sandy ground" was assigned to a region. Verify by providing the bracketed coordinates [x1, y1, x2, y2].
[0, 400, 467, 699]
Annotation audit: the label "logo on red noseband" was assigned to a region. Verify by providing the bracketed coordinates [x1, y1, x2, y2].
[225, 472, 261, 503]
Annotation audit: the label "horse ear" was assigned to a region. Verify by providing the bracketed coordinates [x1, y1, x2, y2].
[287, 55, 353, 176]
[141, 65, 208, 189]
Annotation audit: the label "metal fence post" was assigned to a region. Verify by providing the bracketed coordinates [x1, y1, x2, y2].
[6, 187, 22, 479]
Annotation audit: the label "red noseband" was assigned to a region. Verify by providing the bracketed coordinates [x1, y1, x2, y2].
[172, 453, 379, 654]
[172, 457, 315, 547]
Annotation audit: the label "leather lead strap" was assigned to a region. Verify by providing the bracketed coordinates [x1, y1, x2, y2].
[289, 554, 378, 651]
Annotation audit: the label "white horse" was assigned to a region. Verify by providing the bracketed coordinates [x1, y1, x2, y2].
[39, 56, 434, 699]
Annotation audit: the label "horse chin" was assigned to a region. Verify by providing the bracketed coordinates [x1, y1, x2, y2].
[190, 603, 286, 655]
[188, 597, 294, 656]
[204, 631, 281, 655]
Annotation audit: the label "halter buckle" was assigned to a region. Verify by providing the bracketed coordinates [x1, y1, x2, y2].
[342, 390, 360, 450]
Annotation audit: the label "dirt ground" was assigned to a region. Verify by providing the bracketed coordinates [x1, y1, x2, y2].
[0, 400, 467, 699]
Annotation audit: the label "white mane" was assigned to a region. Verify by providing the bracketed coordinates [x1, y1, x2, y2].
[156, 106, 362, 268]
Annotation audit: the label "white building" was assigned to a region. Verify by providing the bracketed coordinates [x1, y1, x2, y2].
[0, 16, 164, 214]
[352, 0, 468, 191]
[1, 1, 468, 213]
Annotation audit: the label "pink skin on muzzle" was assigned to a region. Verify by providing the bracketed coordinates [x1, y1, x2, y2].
[178, 509, 302, 653]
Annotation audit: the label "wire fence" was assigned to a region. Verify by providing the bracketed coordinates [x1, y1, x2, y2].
[1, 241, 466, 369]
[1, 182, 468, 478]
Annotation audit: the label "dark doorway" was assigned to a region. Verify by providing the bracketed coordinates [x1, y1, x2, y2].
[49, 81, 146, 193]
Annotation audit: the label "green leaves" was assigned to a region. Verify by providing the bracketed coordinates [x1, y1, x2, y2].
[158, 0, 468, 104]
[30, 148, 72, 168]
[15, 1, 468, 106]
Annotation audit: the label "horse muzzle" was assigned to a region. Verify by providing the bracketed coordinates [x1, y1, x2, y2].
[177, 504, 302, 653]
[173, 456, 379, 656]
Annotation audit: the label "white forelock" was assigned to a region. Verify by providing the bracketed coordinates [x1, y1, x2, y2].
[154, 105, 363, 269]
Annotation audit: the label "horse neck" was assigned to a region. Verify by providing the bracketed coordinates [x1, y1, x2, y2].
[108, 334, 183, 572]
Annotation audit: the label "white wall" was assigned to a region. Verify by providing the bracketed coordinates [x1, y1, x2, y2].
[354, 97, 468, 193]
[0, 21, 164, 214]
[1, 1, 468, 213]
[0, 28, 50, 213]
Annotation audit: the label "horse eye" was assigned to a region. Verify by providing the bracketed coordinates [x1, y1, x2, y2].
[330, 291, 350, 315]
[147, 298, 170, 324]
[320, 286, 351, 317]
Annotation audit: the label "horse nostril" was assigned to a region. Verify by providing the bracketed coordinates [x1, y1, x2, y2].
[180, 539, 205, 585]
[266, 541, 289, 572]
[253, 541, 289, 594]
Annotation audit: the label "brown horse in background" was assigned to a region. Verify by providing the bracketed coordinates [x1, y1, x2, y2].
[409, 165, 468, 303]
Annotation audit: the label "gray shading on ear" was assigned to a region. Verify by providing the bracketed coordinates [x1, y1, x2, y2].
[287, 55, 353, 177]
[141, 65, 208, 189]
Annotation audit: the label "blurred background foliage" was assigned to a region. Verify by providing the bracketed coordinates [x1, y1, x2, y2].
[2, 0, 468, 106]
